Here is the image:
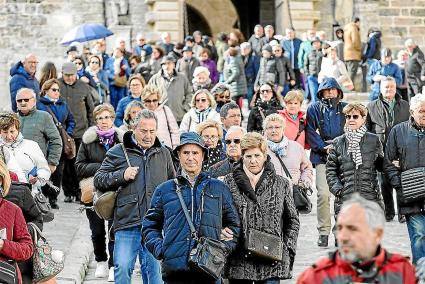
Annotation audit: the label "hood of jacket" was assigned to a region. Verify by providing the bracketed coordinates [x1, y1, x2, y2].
[10, 61, 34, 79]
[317, 77, 344, 99]
[82, 126, 125, 144]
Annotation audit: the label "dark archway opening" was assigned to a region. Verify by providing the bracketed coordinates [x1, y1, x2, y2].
[186, 5, 212, 37]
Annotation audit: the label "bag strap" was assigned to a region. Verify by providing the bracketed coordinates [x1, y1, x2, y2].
[28, 222, 45, 244]
[121, 144, 132, 167]
[275, 154, 292, 180]
[163, 107, 173, 146]
[174, 178, 198, 240]
[258, 107, 266, 120]
[294, 117, 305, 142]
[45, 105, 62, 128]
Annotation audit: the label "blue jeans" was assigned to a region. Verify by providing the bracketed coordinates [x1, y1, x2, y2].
[307, 75, 319, 103]
[406, 213, 425, 264]
[114, 226, 163, 284]
[109, 85, 127, 110]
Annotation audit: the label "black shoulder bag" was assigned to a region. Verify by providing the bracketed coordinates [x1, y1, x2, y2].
[174, 179, 229, 280]
[275, 154, 312, 214]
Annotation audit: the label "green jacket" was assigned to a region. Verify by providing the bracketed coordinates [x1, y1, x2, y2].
[19, 108, 62, 166]
[298, 40, 313, 69]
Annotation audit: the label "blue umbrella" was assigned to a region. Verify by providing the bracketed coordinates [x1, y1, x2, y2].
[60, 23, 113, 46]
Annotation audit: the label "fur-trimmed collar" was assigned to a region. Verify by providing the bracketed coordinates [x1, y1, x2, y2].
[82, 126, 125, 144]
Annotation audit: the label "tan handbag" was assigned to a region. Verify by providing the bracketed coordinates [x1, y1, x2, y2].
[79, 177, 95, 204]
[93, 144, 131, 220]
[114, 75, 127, 88]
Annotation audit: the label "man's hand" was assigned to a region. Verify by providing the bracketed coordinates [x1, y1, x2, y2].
[48, 164, 57, 174]
[324, 144, 333, 154]
[124, 166, 139, 181]
[290, 79, 296, 86]
[220, 227, 234, 241]
[28, 175, 38, 185]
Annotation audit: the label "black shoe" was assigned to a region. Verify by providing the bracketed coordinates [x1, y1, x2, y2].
[318, 235, 328, 247]
[398, 214, 406, 223]
[50, 201, 59, 209]
[64, 196, 73, 203]
[335, 239, 338, 247]
[385, 214, 395, 222]
[74, 195, 81, 203]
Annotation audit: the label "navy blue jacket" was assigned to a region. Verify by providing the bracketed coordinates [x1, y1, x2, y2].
[243, 53, 260, 84]
[142, 173, 240, 280]
[37, 96, 76, 136]
[367, 60, 402, 96]
[282, 38, 302, 70]
[9, 61, 40, 112]
[306, 78, 347, 165]
[114, 96, 141, 127]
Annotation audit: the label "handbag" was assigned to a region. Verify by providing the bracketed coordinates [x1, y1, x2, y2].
[244, 226, 283, 262]
[175, 179, 229, 280]
[0, 260, 17, 284]
[28, 223, 64, 283]
[93, 144, 130, 220]
[45, 106, 76, 160]
[114, 75, 127, 88]
[400, 167, 425, 202]
[276, 154, 312, 214]
[34, 190, 54, 223]
[79, 177, 95, 204]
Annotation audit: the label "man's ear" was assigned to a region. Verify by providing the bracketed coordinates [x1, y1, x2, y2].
[374, 227, 384, 243]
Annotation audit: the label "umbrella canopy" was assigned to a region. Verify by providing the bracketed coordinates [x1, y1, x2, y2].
[60, 23, 113, 46]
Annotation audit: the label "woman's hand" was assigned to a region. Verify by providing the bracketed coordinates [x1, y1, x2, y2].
[220, 227, 234, 241]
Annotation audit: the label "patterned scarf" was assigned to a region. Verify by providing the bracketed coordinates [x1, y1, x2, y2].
[96, 127, 116, 147]
[267, 136, 289, 157]
[195, 107, 211, 124]
[344, 125, 367, 169]
[0, 132, 24, 149]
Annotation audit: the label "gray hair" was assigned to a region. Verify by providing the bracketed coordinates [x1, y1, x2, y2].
[225, 126, 246, 138]
[263, 113, 285, 130]
[220, 102, 240, 118]
[240, 42, 251, 50]
[410, 93, 425, 112]
[405, 38, 416, 47]
[381, 76, 396, 84]
[340, 194, 385, 230]
[16, 88, 36, 99]
[130, 109, 158, 129]
[123, 100, 144, 127]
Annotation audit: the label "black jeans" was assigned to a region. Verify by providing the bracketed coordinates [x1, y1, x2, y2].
[86, 208, 114, 268]
[63, 138, 82, 198]
[164, 271, 217, 284]
[42, 154, 65, 203]
[228, 278, 280, 284]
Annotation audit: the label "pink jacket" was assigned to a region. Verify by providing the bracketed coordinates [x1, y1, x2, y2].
[155, 104, 180, 149]
[279, 110, 308, 149]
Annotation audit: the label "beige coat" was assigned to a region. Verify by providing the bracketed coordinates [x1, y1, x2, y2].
[343, 22, 362, 61]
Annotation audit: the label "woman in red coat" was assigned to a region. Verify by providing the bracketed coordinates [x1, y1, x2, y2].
[0, 161, 34, 284]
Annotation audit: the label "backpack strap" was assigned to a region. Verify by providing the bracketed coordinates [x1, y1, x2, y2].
[294, 117, 305, 141]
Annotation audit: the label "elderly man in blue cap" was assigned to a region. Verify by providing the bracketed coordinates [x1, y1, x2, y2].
[143, 132, 241, 284]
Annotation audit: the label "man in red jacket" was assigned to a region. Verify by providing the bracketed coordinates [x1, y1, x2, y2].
[297, 194, 417, 283]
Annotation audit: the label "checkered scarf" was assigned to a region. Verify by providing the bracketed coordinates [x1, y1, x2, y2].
[344, 125, 367, 169]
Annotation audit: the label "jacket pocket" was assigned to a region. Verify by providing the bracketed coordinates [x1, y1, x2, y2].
[115, 193, 140, 226]
[201, 193, 223, 232]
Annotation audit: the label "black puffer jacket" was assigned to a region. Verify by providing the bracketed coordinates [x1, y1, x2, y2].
[326, 132, 384, 214]
[247, 97, 283, 133]
[406, 46, 425, 80]
[223, 159, 299, 281]
[384, 119, 425, 215]
[94, 131, 176, 232]
[304, 49, 323, 76]
[366, 94, 410, 147]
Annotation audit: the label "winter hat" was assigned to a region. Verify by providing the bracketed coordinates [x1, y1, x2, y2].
[173, 132, 207, 157]
[62, 62, 77, 75]
[193, 66, 210, 78]
[211, 83, 231, 96]
[262, 44, 272, 53]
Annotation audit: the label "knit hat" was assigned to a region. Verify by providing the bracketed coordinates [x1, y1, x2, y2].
[262, 44, 272, 53]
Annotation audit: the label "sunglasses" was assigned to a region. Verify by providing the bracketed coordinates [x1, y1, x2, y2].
[17, 98, 32, 103]
[74, 62, 83, 65]
[345, 114, 361, 120]
[218, 95, 230, 99]
[196, 98, 208, 103]
[225, 139, 241, 145]
[90, 61, 100, 64]
[50, 88, 60, 92]
[260, 89, 272, 93]
[144, 99, 159, 104]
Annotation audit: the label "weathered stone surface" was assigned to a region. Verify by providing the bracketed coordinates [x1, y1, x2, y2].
[379, 8, 400, 16]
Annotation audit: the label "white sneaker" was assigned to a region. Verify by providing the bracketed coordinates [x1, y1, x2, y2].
[108, 267, 115, 282]
[94, 261, 108, 278]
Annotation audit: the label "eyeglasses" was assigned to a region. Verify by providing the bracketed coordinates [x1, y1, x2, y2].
[202, 136, 218, 141]
[144, 99, 159, 104]
[225, 139, 241, 145]
[265, 125, 283, 131]
[260, 89, 272, 93]
[16, 98, 32, 103]
[90, 61, 100, 65]
[74, 62, 83, 65]
[345, 114, 361, 120]
[50, 88, 60, 92]
[27, 61, 38, 65]
[96, 115, 113, 121]
[196, 98, 208, 103]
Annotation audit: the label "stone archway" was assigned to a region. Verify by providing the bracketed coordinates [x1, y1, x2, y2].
[185, 0, 239, 37]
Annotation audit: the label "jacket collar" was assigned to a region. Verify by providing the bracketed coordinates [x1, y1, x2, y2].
[82, 126, 125, 144]
[176, 171, 209, 189]
[18, 107, 36, 117]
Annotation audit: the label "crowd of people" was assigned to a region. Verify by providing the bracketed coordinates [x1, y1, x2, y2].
[1, 19, 425, 284]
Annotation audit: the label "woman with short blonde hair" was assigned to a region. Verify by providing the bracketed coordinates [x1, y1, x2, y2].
[280, 90, 307, 148]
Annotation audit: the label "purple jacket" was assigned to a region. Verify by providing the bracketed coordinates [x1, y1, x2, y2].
[201, 59, 219, 84]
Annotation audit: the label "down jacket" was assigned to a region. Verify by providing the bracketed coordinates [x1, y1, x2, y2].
[9, 61, 40, 112]
[223, 56, 248, 98]
[247, 97, 283, 133]
[223, 159, 299, 281]
[94, 131, 175, 232]
[326, 132, 384, 214]
[142, 173, 241, 280]
[154, 103, 180, 149]
[255, 56, 285, 88]
[306, 78, 347, 165]
[384, 119, 425, 215]
[179, 108, 221, 133]
[297, 248, 416, 284]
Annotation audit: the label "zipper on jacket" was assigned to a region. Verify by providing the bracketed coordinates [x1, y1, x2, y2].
[201, 190, 205, 214]
[191, 185, 194, 222]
